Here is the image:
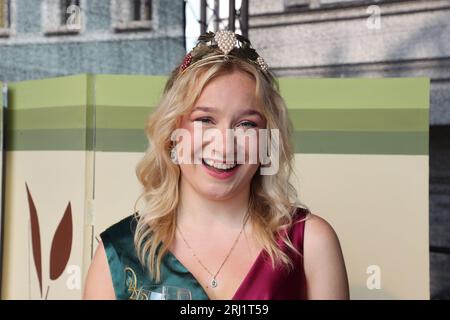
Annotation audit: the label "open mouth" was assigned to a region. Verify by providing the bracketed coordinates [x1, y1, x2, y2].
[202, 158, 240, 173]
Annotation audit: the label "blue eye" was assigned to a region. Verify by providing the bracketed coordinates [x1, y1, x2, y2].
[193, 118, 256, 128]
[238, 121, 257, 128]
[194, 117, 214, 124]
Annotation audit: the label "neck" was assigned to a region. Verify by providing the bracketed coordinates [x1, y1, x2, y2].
[177, 179, 251, 231]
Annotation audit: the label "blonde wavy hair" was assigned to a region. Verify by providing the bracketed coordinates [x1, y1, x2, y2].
[133, 48, 310, 282]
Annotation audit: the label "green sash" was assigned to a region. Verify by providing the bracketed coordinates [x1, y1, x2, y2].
[100, 214, 209, 300]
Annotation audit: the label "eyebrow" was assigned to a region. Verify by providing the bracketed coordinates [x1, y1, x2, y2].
[193, 106, 264, 119]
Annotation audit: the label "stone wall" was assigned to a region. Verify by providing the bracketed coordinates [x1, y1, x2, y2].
[249, 0, 450, 299]
[0, 0, 186, 81]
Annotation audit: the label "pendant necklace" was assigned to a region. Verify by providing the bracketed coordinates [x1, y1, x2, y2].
[176, 210, 250, 289]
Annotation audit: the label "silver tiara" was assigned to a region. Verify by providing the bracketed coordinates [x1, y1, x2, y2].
[180, 30, 269, 74]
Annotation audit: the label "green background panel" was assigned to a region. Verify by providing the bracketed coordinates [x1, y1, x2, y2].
[8, 106, 87, 130]
[95, 74, 167, 107]
[292, 131, 428, 155]
[279, 78, 430, 109]
[9, 107, 428, 132]
[6, 129, 88, 151]
[4, 75, 430, 155]
[288, 108, 429, 132]
[95, 106, 152, 129]
[7, 74, 90, 110]
[7, 129, 428, 155]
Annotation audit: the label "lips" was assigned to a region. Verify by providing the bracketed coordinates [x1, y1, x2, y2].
[202, 158, 237, 170]
[202, 158, 239, 171]
[201, 158, 240, 179]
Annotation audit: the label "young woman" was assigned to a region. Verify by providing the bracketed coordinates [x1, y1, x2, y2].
[83, 31, 349, 300]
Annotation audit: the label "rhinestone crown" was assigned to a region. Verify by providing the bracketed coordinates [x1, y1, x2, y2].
[179, 30, 269, 76]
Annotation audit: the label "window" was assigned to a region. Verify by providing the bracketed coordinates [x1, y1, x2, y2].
[285, 0, 368, 10]
[60, 0, 80, 26]
[0, 0, 10, 31]
[112, 0, 153, 32]
[284, 0, 309, 7]
[42, 0, 82, 35]
[319, 0, 365, 5]
[131, 0, 151, 22]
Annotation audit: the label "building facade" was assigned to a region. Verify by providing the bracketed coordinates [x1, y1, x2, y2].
[248, 0, 450, 299]
[0, 0, 186, 81]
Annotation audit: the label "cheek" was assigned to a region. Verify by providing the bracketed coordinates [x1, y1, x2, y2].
[178, 164, 197, 182]
[237, 160, 260, 182]
[237, 133, 261, 165]
[174, 126, 202, 164]
[186, 124, 204, 160]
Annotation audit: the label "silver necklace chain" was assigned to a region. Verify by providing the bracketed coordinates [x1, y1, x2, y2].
[176, 211, 250, 290]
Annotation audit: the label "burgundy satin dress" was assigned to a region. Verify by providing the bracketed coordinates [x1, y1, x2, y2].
[101, 207, 309, 300]
[232, 207, 309, 300]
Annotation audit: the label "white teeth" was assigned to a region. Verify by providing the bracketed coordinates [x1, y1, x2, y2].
[203, 159, 237, 170]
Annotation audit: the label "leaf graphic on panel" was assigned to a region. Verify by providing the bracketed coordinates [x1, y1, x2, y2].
[25, 183, 43, 298]
[49, 202, 73, 281]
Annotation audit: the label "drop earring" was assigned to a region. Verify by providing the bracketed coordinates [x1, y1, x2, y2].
[170, 146, 179, 164]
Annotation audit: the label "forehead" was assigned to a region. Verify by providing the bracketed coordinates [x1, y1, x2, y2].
[193, 70, 259, 110]
[203, 69, 255, 89]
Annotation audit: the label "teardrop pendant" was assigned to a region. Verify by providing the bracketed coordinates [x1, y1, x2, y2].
[211, 278, 218, 288]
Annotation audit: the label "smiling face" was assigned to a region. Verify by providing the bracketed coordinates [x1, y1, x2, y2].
[176, 69, 267, 201]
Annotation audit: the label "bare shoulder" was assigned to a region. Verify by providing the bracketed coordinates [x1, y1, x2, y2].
[83, 240, 116, 300]
[303, 213, 350, 299]
[303, 213, 340, 249]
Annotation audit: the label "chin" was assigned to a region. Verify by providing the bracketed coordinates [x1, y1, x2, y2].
[199, 185, 238, 201]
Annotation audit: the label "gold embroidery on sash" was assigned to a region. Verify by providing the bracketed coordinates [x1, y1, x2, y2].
[124, 266, 139, 300]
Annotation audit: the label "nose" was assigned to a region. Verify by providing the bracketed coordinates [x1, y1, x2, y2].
[203, 124, 236, 162]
